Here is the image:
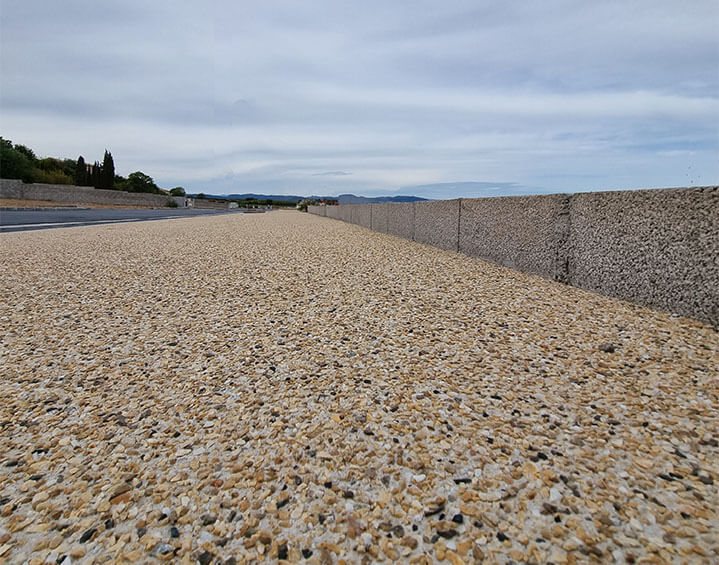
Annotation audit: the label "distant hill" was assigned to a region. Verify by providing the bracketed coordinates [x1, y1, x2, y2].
[186, 193, 428, 204]
[333, 194, 428, 204]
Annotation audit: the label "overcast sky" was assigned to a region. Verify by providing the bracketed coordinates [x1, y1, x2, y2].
[1, 1, 717, 198]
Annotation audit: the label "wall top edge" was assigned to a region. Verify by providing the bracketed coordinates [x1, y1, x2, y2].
[332, 186, 718, 206]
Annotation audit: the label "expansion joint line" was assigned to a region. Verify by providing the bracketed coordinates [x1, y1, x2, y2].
[457, 198, 462, 252]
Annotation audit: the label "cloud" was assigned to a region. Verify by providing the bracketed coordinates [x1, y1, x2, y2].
[1, 0, 717, 196]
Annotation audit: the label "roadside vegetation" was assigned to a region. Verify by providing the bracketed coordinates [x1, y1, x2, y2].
[1, 137, 179, 195]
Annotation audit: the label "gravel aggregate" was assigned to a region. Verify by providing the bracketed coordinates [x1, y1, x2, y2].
[1, 210, 717, 564]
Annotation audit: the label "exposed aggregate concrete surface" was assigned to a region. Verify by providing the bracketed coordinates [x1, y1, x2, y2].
[1, 210, 717, 565]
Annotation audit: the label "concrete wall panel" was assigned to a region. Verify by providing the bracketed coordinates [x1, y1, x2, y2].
[356, 205, 372, 229]
[569, 186, 718, 325]
[338, 205, 352, 223]
[371, 203, 389, 233]
[460, 194, 569, 281]
[307, 205, 325, 216]
[414, 199, 460, 251]
[386, 202, 415, 240]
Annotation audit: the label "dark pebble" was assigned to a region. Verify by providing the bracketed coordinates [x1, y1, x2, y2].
[277, 498, 289, 509]
[412, 524, 418, 531]
[105, 519, 115, 530]
[536, 452, 548, 460]
[699, 475, 713, 485]
[323, 481, 332, 488]
[294, 476, 302, 485]
[318, 514, 326, 524]
[659, 473, 675, 482]
[424, 502, 445, 517]
[79, 527, 97, 543]
[170, 526, 180, 538]
[437, 529, 458, 539]
[302, 548, 313, 558]
[137, 527, 147, 538]
[392, 525, 405, 537]
[277, 543, 288, 560]
[598, 343, 616, 353]
[198, 551, 213, 565]
[497, 532, 509, 542]
[453, 477, 471, 484]
[29, 473, 44, 481]
[451, 513, 464, 524]
[343, 490, 354, 499]
[201, 513, 217, 526]
[227, 510, 236, 522]
[541, 502, 558, 515]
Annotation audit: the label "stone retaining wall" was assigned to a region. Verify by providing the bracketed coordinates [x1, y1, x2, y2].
[1, 178, 183, 207]
[308, 186, 719, 326]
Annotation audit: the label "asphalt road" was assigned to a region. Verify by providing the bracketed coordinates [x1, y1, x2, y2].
[0, 207, 246, 232]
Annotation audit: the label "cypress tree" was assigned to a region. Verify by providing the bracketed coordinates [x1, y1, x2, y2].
[74, 156, 87, 185]
[101, 150, 115, 189]
[92, 161, 101, 188]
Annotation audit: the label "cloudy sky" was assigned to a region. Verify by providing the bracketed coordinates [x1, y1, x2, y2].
[1, 1, 717, 198]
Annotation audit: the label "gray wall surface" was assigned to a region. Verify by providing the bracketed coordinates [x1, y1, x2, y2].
[371, 203, 389, 233]
[386, 202, 415, 240]
[459, 194, 570, 281]
[415, 199, 460, 251]
[308, 187, 719, 326]
[307, 205, 326, 216]
[568, 187, 718, 324]
[1, 178, 178, 208]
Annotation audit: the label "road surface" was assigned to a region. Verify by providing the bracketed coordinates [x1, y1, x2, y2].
[0, 207, 245, 232]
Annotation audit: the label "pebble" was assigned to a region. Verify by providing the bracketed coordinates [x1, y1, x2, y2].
[0, 211, 717, 563]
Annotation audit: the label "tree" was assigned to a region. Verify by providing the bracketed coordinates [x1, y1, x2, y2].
[100, 150, 115, 189]
[169, 186, 186, 196]
[0, 138, 35, 182]
[125, 171, 159, 193]
[14, 144, 37, 163]
[91, 161, 101, 188]
[75, 156, 87, 185]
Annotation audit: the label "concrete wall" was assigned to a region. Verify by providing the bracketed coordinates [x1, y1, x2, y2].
[460, 194, 570, 281]
[308, 186, 719, 326]
[371, 203, 389, 233]
[415, 199, 460, 251]
[568, 187, 718, 324]
[0, 178, 179, 207]
[386, 202, 415, 240]
[307, 205, 326, 216]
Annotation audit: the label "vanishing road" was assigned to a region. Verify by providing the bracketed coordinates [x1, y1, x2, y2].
[0, 207, 245, 232]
